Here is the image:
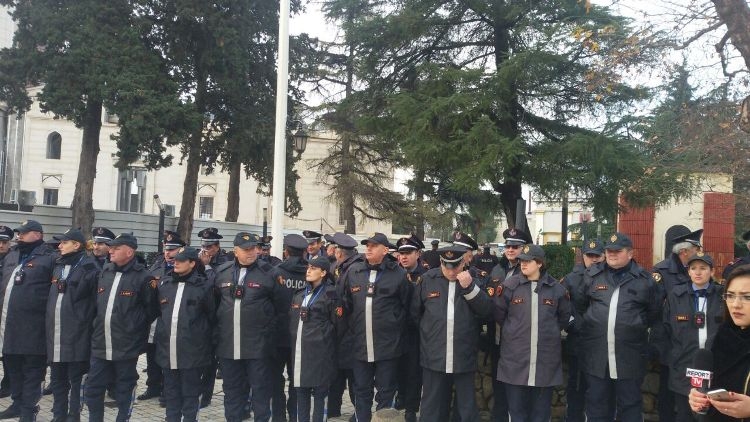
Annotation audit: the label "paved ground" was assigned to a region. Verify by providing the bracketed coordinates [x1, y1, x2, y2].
[0, 355, 358, 421]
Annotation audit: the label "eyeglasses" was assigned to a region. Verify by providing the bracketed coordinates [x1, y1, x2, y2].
[505, 245, 521, 250]
[721, 293, 750, 304]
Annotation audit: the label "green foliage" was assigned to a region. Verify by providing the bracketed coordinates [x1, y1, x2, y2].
[541, 244, 576, 280]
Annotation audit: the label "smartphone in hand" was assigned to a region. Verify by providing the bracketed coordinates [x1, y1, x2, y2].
[707, 389, 732, 402]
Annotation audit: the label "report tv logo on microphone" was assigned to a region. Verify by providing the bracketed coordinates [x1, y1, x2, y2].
[686, 368, 713, 388]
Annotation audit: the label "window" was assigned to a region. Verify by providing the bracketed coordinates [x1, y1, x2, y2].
[117, 169, 146, 212]
[199, 196, 214, 219]
[46, 132, 61, 159]
[43, 188, 58, 205]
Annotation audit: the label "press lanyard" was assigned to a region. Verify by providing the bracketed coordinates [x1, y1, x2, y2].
[303, 284, 325, 308]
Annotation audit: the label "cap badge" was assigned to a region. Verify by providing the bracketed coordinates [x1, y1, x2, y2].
[697, 251, 705, 257]
[509, 229, 517, 236]
[166, 234, 173, 241]
[242, 235, 250, 241]
[454, 232, 462, 240]
[523, 245, 530, 253]
[178, 247, 185, 253]
[445, 251, 454, 259]
[610, 234, 618, 242]
[97, 228, 103, 234]
[399, 238, 407, 245]
[589, 241, 596, 249]
[21, 220, 28, 226]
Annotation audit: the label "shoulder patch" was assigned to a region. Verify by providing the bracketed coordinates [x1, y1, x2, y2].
[160, 298, 168, 305]
[277, 275, 284, 286]
[652, 272, 662, 283]
[486, 287, 494, 297]
[496, 285, 504, 297]
[97, 287, 105, 294]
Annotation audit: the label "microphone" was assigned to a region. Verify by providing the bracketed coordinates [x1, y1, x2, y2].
[686, 348, 713, 415]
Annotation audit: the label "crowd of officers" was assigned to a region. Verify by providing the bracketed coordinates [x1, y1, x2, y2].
[0, 218, 744, 422]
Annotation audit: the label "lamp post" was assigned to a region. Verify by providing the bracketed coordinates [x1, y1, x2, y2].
[292, 126, 308, 155]
[154, 194, 165, 254]
[262, 207, 268, 239]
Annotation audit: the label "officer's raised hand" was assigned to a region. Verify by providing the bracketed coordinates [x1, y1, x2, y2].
[457, 271, 473, 288]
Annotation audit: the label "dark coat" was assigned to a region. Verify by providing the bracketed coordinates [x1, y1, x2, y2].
[155, 269, 215, 370]
[332, 252, 363, 369]
[704, 322, 750, 422]
[562, 264, 587, 355]
[411, 267, 492, 374]
[663, 281, 724, 396]
[214, 259, 287, 360]
[652, 254, 692, 363]
[574, 261, 662, 380]
[91, 258, 158, 361]
[0, 241, 57, 355]
[342, 259, 410, 362]
[289, 282, 342, 388]
[147, 256, 173, 344]
[46, 251, 100, 363]
[494, 273, 571, 387]
[274, 256, 308, 348]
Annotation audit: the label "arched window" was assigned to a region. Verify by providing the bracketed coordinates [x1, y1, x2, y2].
[46, 132, 61, 159]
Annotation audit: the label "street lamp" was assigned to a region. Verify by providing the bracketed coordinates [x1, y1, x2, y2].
[154, 194, 165, 254]
[292, 125, 308, 155]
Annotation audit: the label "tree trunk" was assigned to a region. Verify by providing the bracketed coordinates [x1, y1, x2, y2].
[225, 158, 241, 222]
[176, 133, 201, 241]
[71, 98, 102, 235]
[712, 0, 750, 70]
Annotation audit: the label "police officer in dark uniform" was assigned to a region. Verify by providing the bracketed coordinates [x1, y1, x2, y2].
[91, 227, 116, 269]
[574, 232, 663, 422]
[214, 232, 287, 422]
[154, 247, 216, 422]
[651, 228, 702, 422]
[486, 227, 531, 422]
[411, 245, 492, 421]
[325, 232, 362, 419]
[46, 228, 100, 422]
[303, 231, 325, 261]
[289, 256, 343, 422]
[561, 238, 605, 422]
[0, 220, 56, 421]
[197, 227, 233, 270]
[723, 229, 750, 280]
[87, 233, 158, 422]
[139, 231, 186, 402]
[394, 233, 427, 422]
[472, 244, 499, 274]
[261, 236, 282, 266]
[421, 239, 441, 270]
[342, 233, 410, 422]
[0, 225, 14, 400]
[662, 252, 724, 421]
[270, 234, 309, 422]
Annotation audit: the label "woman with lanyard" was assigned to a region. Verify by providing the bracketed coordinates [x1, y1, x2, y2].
[45, 228, 100, 422]
[663, 252, 724, 421]
[289, 256, 343, 422]
[492, 244, 571, 422]
[154, 247, 215, 422]
[689, 265, 750, 420]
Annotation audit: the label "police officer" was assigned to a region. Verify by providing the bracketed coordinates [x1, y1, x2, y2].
[722, 229, 750, 280]
[574, 232, 663, 422]
[197, 227, 233, 270]
[394, 233, 427, 422]
[214, 232, 287, 422]
[303, 231, 325, 261]
[486, 227, 531, 422]
[493, 245, 571, 421]
[342, 233, 410, 422]
[0, 225, 14, 400]
[139, 231, 186, 402]
[154, 247, 215, 422]
[46, 228, 100, 422]
[325, 232, 362, 419]
[0, 220, 56, 421]
[91, 227, 115, 269]
[271, 234, 309, 422]
[561, 239, 605, 422]
[87, 233, 158, 422]
[289, 256, 342, 422]
[421, 239, 441, 270]
[411, 245, 492, 421]
[472, 244, 499, 274]
[260, 236, 282, 266]
[651, 228, 703, 422]
[662, 252, 723, 421]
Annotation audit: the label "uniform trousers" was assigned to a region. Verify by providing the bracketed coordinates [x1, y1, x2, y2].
[4, 354, 46, 418]
[50, 361, 88, 418]
[420, 368, 478, 422]
[585, 373, 644, 422]
[505, 384, 553, 422]
[86, 357, 138, 422]
[144, 342, 163, 391]
[396, 335, 421, 414]
[162, 367, 203, 422]
[328, 368, 355, 416]
[565, 352, 586, 422]
[295, 385, 328, 422]
[352, 358, 399, 422]
[221, 357, 272, 422]
[657, 364, 675, 422]
[271, 347, 296, 421]
[200, 355, 218, 404]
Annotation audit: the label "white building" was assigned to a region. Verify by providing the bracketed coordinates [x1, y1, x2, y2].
[1, 85, 395, 236]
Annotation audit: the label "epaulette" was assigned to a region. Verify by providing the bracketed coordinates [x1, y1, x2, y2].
[586, 262, 605, 277]
[502, 275, 522, 289]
